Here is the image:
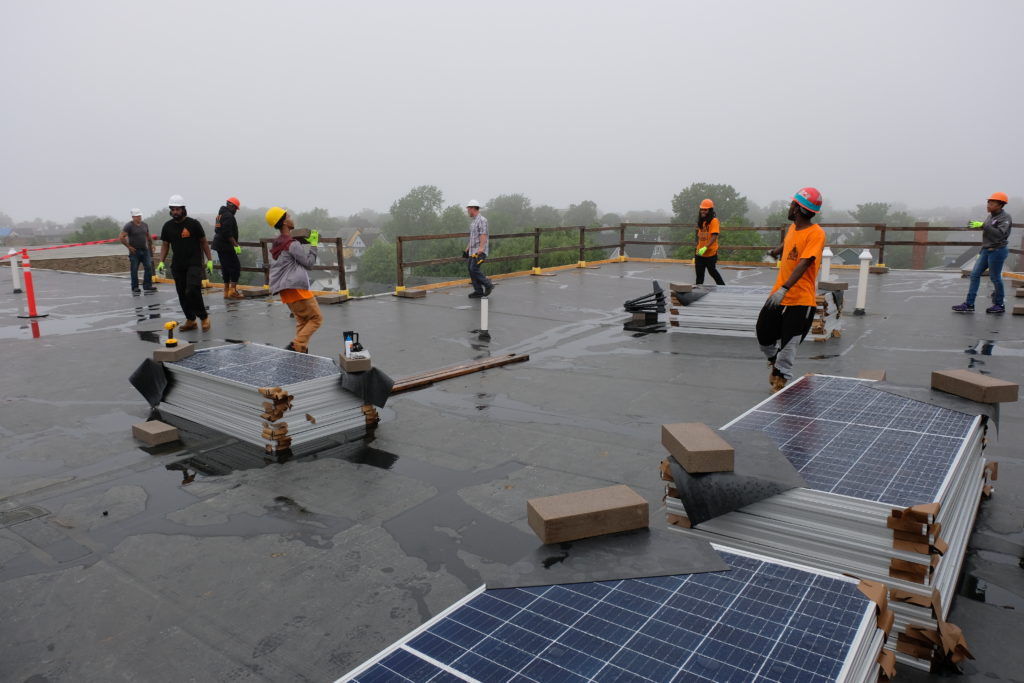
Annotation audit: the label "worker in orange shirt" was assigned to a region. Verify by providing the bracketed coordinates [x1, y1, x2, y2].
[694, 198, 725, 285]
[265, 207, 323, 353]
[756, 187, 826, 392]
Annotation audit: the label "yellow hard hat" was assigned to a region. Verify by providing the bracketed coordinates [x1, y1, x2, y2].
[265, 207, 287, 228]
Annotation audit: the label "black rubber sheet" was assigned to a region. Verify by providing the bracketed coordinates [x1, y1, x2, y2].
[129, 358, 171, 408]
[668, 429, 807, 527]
[483, 526, 728, 588]
[340, 367, 394, 408]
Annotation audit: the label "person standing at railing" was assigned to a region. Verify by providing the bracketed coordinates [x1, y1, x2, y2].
[953, 192, 1012, 314]
[120, 208, 157, 294]
[156, 194, 214, 332]
[213, 196, 245, 300]
[266, 207, 323, 353]
[694, 198, 725, 285]
[756, 187, 826, 393]
[465, 199, 493, 298]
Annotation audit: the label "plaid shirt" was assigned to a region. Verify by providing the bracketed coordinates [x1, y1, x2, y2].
[468, 214, 489, 255]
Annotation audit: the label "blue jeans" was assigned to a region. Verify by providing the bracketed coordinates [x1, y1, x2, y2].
[468, 253, 492, 293]
[129, 248, 154, 290]
[966, 246, 1008, 306]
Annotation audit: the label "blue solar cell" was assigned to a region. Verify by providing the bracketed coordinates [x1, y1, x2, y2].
[342, 551, 872, 683]
[725, 375, 975, 506]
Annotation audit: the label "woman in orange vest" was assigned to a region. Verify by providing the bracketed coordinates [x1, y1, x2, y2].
[694, 199, 725, 285]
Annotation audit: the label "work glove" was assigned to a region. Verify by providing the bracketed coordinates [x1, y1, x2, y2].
[156, 261, 166, 273]
[206, 261, 214, 275]
[233, 245, 242, 255]
[462, 249, 469, 259]
[696, 246, 707, 256]
[766, 286, 788, 308]
[308, 229, 320, 247]
[968, 221, 983, 229]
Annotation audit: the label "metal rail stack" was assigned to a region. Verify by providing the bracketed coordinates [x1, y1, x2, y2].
[159, 343, 376, 455]
[666, 284, 841, 341]
[665, 375, 986, 670]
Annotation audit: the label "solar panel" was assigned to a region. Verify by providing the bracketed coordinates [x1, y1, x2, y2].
[724, 375, 975, 507]
[171, 343, 339, 387]
[342, 549, 876, 683]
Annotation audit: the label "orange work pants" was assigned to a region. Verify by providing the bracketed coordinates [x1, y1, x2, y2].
[286, 297, 323, 352]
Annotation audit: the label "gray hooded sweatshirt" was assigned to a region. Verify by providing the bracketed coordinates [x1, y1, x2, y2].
[269, 235, 317, 294]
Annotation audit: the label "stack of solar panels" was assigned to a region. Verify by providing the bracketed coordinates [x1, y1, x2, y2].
[339, 546, 889, 683]
[159, 343, 373, 454]
[666, 375, 987, 669]
[667, 284, 841, 341]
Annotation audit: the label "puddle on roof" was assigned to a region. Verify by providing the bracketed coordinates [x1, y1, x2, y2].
[962, 574, 1024, 610]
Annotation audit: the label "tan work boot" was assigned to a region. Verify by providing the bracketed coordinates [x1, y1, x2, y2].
[227, 284, 245, 300]
[179, 320, 198, 331]
[201, 318, 211, 332]
[223, 284, 233, 299]
[769, 368, 787, 393]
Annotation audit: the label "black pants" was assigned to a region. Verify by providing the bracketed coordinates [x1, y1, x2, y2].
[695, 254, 725, 285]
[172, 265, 207, 321]
[468, 254, 492, 293]
[216, 247, 241, 282]
[755, 304, 814, 379]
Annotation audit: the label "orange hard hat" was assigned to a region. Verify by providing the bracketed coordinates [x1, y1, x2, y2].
[699, 199, 714, 209]
[227, 197, 241, 208]
[988, 191, 1008, 204]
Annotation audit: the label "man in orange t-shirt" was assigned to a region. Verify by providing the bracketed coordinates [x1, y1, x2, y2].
[694, 198, 725, 285]
[756, 187, 826, 392]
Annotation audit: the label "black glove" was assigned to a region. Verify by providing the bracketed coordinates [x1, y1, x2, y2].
[462, 250, 469, 259]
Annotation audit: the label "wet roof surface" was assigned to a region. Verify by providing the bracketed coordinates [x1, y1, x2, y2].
[1, 264, 1022, 682]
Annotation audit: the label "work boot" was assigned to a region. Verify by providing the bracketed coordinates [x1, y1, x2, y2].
[468, 291, 484, 298]
[483, 283, 494, 297]
[951, 302, 975, 313]
[201, 318, 211, 332]
[986, 304, 1005, 314]
[223, 285, 232, 299]
[179, 319, 198, 331]
[769, 368, 787, 393]
[228, 284, 245, 300]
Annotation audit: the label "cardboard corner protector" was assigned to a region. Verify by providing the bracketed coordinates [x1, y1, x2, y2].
[984, 461, 999, 481]
[877, 649, 896, 679]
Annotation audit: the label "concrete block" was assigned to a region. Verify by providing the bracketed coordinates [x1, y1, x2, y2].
[339, 354, 372, 373]
[669, 282, 693, 294]
[527, 485, 648, 544]
[316, 294, 350, 305]
[858, 369, 887, 381]
[1014, 288, 1024, 297]
[931, 369, 1018, 404]
[1013, 303, 1024, 315]
[661, 423, 734, 473]
[1009, 279, 1024, 288]
[869, 265, 890, 274]
[819, 280, 849, 291]
[153, 342, 194, 362]
[132, 420, 180, 446]
[394, 289, 426, 299]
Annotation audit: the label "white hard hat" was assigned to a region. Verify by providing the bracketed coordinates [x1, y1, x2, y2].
[130, 208, 143, 217]
[168, 194, 186, 207]
[466, 199, 481, 208]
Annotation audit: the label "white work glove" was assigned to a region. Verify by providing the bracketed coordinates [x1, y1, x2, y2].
[766, 286, 788, 308]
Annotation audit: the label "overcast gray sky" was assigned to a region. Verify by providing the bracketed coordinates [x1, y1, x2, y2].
[2, 0, 1022, 223]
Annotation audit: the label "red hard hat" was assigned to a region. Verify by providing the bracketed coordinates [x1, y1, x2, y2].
[792, 187, 823, 213]
[988, 191, 1008, 204]
[699, 199, 714, 209]
[227, 197, 241, 208]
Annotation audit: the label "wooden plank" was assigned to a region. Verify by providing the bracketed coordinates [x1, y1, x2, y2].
[391, 354, 530, 394]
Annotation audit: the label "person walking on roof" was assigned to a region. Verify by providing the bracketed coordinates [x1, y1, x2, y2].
[214, 197, 245, 300]
[953, 192, 1013, 314]
[266, 207, 323, 353]
[156, 195, 214, 332]
[756, 187, 826, 393]
[465, 200, 493, 298]
[694, 199, 725, 285]
[121, 208, 157, 294]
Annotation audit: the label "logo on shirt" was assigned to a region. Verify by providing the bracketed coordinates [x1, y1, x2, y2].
[181, 228, 191, 238]
[787, 246, 799, 261]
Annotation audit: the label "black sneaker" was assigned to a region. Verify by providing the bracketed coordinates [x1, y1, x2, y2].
[951, 302, 975, 313]
[143, 288, 158, 294]
[986, 304, 1005, 314]
[468, 292, 484, 298]
[131, 288, 141, 294]
[483, 284, 494, 297]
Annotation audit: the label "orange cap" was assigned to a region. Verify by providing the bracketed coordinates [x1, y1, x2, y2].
[988, 191, 1008, 204]
[227, 197, 241, 208]
[699, 199, 714, 209]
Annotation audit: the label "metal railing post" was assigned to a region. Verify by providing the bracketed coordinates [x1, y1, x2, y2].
[395, 237, 405, 293]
